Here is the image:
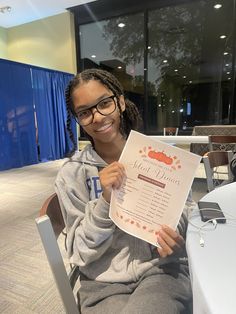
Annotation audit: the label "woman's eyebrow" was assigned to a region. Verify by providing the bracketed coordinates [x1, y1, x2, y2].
[75, 93, 111, 111]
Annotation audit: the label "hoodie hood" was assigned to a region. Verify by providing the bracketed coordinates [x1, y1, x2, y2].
[70, 143, 107, 167]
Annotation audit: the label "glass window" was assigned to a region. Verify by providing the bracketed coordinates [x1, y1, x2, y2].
[147, 0, 234, 134]
[76, 0, 235, 134]
[80, 12, 144, 120]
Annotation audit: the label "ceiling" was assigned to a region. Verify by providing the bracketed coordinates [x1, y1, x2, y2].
[0, 0, 97, 28]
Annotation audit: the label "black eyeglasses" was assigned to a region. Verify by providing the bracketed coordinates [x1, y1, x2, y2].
[74, 95, 116, 126]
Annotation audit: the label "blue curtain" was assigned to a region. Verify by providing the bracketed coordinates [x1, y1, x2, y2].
[0, 58, 76, 171]
[32, 69, 75, 161]
[0, 59, 38, 170]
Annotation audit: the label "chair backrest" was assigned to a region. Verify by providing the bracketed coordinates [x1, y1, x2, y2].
[203, 151, 234, 192]
[163, 127, 179, 136]
[208, 135, 236, 151]
[35, 193, 80, 314]
[39, 193, 65, 238]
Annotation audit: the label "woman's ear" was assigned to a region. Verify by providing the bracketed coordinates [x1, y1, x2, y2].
[119, 95, 126, 112]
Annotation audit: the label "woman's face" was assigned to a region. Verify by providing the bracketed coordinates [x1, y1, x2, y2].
[72, 80, 125, 146]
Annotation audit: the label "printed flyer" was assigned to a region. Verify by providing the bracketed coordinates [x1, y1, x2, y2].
[109, 130, 201, 246]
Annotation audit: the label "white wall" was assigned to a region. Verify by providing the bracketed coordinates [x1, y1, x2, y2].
[4, 12, 76, 74]
[0, 27, 8, 59]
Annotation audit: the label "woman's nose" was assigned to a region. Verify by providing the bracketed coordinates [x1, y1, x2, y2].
[91, 108, 103, 122]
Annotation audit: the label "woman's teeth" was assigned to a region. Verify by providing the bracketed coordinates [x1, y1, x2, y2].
[97, 123, 112, 132]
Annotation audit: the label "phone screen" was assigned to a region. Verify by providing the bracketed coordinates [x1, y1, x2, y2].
[198, 201, 226, 223]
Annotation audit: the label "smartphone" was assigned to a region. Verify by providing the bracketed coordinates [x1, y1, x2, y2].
[198, 201, 226, 223]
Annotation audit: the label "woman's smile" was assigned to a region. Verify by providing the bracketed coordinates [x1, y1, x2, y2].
[95, 122, 113, 133]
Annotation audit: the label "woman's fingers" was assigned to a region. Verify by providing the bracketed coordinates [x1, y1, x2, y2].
[99, 162, 126, 202]
[161, 225, 185, 247]
[157, 225, 184, 258]
[157, 236, 174, 257]
[102, 172, 124, 189]
[100, 162, 125, 187]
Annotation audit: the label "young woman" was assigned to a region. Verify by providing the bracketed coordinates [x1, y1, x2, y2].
[55, 69, 192, 313]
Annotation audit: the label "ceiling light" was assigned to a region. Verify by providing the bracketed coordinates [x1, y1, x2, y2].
[148, 46, 151, 50]
[189, 80, 192, 84]
[220, 35, 226, 39]
[214, 4, 222, 9]
[183, 76, 186, 79]
[227, 72, 230, 75]
[91, 55, 96, 58]
[0, 6, 11, 13]
[225, 63, 229, 66]
[174, 69, 178, 72]
[118, 23, 125, 28]
[163, 60, 168, 63]
[223, 52, 229, 55]
[117, 66, 122, 69]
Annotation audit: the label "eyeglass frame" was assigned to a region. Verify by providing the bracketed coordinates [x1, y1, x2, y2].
[73, 95, 117, 126]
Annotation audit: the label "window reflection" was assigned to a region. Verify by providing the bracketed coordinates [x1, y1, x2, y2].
[80, 13, 144, 124]
[147, 0, 234, 133]
[77, 0, 235, 134]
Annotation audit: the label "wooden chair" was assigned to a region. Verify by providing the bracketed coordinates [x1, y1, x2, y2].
[38, 193, 65, 238]
[203, 151, 234, 192]
[35, 193, 80, 314]
[208, 135, 236, 152]
[163, 127, 179, 136]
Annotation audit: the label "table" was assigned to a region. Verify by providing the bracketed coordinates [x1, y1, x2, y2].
[150, 135, 208, 145]
[79, 136, 209, 151]
[186, 182, 236, 314]
[191, 125, 236, 156]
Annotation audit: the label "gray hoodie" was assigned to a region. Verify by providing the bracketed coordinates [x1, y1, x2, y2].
[55, 144, 191, 283]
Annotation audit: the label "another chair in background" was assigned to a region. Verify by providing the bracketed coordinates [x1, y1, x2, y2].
[163, 127, 179, 136]
[208, 135, 236, 152]
[203, 151, 234, 192]
[35, 193, 80, 314]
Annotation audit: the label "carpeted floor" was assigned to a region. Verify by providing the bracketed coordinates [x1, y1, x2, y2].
[0, 159, 66, 313]
[0, 159, 208, 313]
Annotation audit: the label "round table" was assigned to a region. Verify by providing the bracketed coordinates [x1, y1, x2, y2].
[186, 182, 236, 314]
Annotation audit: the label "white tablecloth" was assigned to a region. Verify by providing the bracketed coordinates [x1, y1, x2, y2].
[186, 182, 236, 314]
[150, 135, 208, 144]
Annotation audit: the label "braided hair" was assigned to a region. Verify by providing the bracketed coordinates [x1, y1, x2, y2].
[65, 68, 142, 154]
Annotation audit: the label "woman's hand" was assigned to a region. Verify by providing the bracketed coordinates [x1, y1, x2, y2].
[99, 162, 126, 203]
[156, 225, 185, 258]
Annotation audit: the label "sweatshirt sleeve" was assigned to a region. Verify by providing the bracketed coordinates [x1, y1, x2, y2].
[55, 162, 116, 267]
